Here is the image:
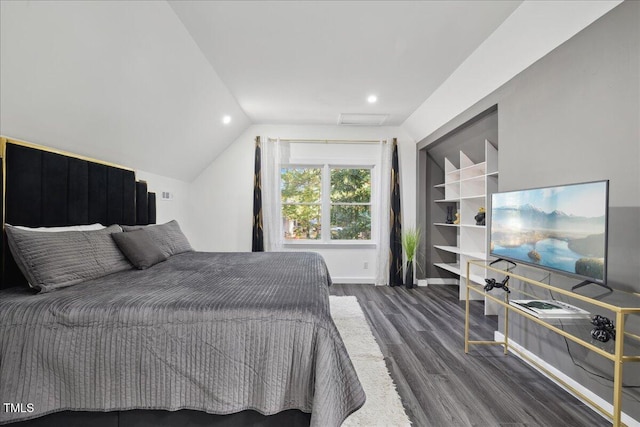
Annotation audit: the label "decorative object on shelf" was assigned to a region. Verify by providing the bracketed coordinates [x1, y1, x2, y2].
[474, 207, 486, 226]
[591, 314, 616, 342]
[453, 211, 460, 225]
[401, 227, 421, 289]
[483, 275, 510, 293]
[446, 206, 454, 224]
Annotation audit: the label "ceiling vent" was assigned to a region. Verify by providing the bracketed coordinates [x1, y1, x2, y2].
[338, 113, 389, 126]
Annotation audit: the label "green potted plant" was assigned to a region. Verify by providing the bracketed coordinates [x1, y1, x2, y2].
[402, 227, 421, 289]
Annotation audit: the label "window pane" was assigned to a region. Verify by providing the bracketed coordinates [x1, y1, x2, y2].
[281, 167, 322, 203]
[331, 205, 371, 240]
[283, 204, 321, 240]
[330, 168, 371, 203]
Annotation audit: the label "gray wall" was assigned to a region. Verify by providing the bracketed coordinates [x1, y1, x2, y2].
[499, 5, 639, 294]
[417, 1, 640, 420]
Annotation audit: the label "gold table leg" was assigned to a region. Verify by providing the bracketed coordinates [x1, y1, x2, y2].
[465, 262, 470, 354]
[612, 312, 625, 426]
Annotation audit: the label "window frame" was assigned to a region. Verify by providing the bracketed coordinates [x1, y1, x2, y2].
[281, 160, 377, 247]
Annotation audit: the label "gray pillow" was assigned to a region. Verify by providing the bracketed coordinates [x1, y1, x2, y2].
[5, 224, 133, 293]
[112, 230, 167, 270]
[121, 220, 193, 257]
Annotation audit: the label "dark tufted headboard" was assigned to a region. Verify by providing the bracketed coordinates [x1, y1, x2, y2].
[0, 137, 156, 289]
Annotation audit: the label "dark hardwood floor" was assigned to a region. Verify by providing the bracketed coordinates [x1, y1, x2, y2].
[330, 284, 607, 427]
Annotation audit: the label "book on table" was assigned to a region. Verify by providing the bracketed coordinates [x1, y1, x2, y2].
[508, 300, 590, 319]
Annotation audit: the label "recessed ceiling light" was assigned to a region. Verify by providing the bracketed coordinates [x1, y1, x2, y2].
[222, 115, 231, 124]
[367, 95, 377, 104]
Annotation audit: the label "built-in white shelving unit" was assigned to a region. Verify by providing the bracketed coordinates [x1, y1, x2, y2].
[432, 140, 499, 314]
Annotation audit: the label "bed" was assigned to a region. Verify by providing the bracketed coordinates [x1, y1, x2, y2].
[0, 138, 365, 426]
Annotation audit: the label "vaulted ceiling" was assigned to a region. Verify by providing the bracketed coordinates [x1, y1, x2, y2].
[0, 1, 619, 182]
[168, 1, 521, 126]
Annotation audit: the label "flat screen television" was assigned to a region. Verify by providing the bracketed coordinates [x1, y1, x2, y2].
[490, 180, 609, 289]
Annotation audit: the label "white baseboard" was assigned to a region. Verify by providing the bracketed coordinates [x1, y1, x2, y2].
[494, 331, 639, 427]
[333, 278, 460, 286]
[332, 277, 375, 284]
[424, 278, 458, 286]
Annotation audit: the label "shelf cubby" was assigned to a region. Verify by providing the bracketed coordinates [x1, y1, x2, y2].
[430, 139, 499, 312]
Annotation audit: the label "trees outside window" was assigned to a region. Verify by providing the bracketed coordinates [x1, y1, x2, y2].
[330, 168, 371, 240]
[281, 167, 322, 240]
[281, 166, 372, 242]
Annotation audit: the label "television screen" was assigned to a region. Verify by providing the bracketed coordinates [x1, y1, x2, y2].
[490, 181, 608, 284]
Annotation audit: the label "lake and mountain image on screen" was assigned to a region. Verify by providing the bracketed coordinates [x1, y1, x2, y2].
[490, 181, 607, 281]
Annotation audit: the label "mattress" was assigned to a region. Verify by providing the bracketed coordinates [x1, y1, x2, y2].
[0, 251, 365, 426]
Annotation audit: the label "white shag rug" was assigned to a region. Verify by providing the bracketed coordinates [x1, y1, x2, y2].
[330, 295, 411, 427]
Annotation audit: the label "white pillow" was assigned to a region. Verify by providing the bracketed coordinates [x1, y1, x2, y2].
[11, 223, 105, 232]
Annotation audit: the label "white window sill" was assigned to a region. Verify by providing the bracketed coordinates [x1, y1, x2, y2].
[283, 241, 377, 249]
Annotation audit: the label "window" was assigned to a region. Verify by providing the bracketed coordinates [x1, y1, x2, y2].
[281, 165, 372, 242]
[281, 167, 322, 240]
[330, 168, 371, 240]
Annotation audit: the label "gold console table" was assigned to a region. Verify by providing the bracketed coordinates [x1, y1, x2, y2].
[464, 259, 640, 427]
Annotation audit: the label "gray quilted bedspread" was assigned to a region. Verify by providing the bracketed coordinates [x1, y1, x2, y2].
[0, 252, 365, 426]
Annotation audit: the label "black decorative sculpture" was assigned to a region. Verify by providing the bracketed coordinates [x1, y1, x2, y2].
[475, 207, 486, 226]
[591, 315, 616, 342]
[446, 206, 454, 224]
[484, 275, 511, 293]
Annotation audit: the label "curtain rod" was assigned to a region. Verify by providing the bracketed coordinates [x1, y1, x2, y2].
[266, 138, 387, 144]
